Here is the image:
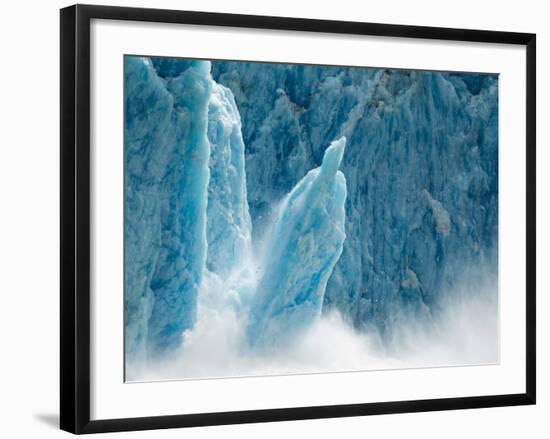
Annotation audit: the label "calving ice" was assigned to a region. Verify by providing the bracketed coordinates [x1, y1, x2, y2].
[124, 55, 499, 381]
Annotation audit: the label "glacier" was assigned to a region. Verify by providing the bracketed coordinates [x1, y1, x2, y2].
[125, 56, 349, 368]
[205, 82, 252, 277]
[211, 62, 498, 334]
[124, 57, 212, 365]
[125, 55, 499, 376]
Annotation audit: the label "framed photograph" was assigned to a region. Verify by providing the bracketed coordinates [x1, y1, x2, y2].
[60, 4, 536, 434]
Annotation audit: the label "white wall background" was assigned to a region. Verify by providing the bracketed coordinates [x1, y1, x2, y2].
[0, 0, 546, 437]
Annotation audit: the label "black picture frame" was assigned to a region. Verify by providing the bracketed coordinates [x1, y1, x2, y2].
[60, 4, 536, 434]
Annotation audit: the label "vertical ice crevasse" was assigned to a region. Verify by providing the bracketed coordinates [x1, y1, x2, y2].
[248, 137, 348, 349]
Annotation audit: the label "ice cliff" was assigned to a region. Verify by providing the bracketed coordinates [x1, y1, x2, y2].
[206, 83, 252, 276]
[125, 57, 348, 367]
[211, 62, 498, 333]
[125, 55, 499, 370]
[124, 58, 212, 364]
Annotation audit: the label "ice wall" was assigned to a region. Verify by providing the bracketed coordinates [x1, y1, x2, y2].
[125, 58, 256, 369]
[212, 63, 498, 333]
[125, 56, 499, 369]
[206, 83, 252, 276]
[124, 58, 212, 364]
[248, 138, 347, 348]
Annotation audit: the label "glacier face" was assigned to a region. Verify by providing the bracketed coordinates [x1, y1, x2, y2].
[125, 55, 498, 376]
[124, 58, 212, 364]
[205, 83, 252, 276]
[126, 57, 351, 367]
[211, 62, 498, 333]
[248, 138, 347, 349]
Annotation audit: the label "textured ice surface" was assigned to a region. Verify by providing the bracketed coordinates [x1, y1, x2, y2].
[212, 62, 498, 333]
[124, 58, 212, 365]
[125, 58, 255, 369]
[248, 138, 347, 348]
[125, 56, 499, 374]
[206, 83, 252, 276]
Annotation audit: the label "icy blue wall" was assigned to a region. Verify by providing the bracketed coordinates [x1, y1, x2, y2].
[124, 58, 212, 363]
[125, 56, 498, 367]
[205, 82, 253, 277]
[211, 62, 498, 332]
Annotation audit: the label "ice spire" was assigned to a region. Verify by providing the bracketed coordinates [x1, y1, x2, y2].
[248, 137, 347, 349]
